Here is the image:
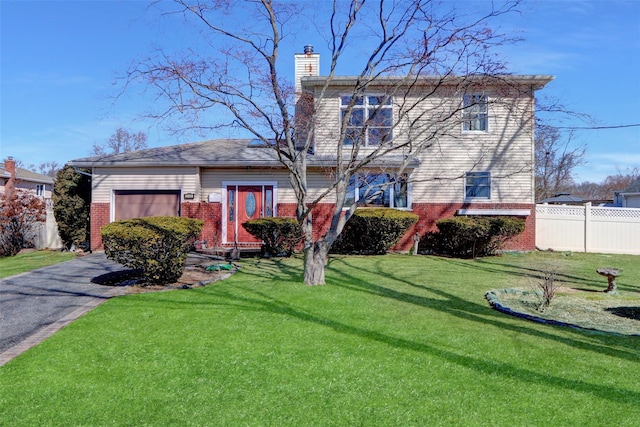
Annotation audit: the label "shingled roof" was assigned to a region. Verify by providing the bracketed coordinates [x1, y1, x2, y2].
[0, 163, 54, 184]
[622, 177, 640, 193]
[68, 139, 419, 169]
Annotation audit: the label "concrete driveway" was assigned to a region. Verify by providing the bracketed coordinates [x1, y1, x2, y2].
[0, 253, 128, 365]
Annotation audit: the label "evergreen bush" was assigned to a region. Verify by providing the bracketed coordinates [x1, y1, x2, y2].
[420, 216, 525, 258]
[101, 216, 203, 285]
[332, 208, 418, 255]
[53, 165, 91, 250]
[242, 217, 302, 257]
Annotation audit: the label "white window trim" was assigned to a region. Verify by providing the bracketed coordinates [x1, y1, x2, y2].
[462, 94, 489, 133]
[339, 94, 393, 147]
[458, 209, 531, 216]
[464, 171, 491, 200]
[36, 184, 45, 197]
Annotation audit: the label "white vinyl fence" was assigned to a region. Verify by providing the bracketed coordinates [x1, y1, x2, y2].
[536, 203, 640, 255]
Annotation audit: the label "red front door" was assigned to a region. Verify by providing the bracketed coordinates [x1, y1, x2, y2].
[227, 185, 264, 243]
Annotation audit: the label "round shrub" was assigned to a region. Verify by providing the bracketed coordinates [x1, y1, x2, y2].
[242, 217, 302, 257]
[420, 216, 525, 258]
[332, 208, 418, 255]
[101, 216, 203, 285]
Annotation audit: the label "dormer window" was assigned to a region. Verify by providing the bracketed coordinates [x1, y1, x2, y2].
[462, 94, 488, 131]
[341, 95, 393, 146]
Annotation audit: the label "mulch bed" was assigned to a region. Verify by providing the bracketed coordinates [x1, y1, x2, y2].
[92, 253, 239, 294]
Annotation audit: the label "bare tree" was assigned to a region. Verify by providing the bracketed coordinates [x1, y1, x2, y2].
[572, 166, 640, 200]
[124, 0, 524, 285]
[34, 161, 61, 178]
[534, 124, 586, 201]
[92, 128, 148, 156]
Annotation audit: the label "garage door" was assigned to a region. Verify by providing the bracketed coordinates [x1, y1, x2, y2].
[114, 190, 180, 221]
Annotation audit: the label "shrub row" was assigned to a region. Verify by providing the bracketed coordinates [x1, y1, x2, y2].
[101, 216, 203, 285]
[332, 208, 419, 255]
[421, 216, 525, 258]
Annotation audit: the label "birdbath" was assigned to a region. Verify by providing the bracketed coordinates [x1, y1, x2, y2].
[596, 267, 621, 294]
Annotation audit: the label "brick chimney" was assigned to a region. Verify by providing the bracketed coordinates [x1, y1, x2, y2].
[294, 45, 320, 102]
[4, 156, 16, 198]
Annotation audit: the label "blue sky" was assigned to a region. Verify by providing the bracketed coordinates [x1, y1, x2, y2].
[1, 0, 639, 183]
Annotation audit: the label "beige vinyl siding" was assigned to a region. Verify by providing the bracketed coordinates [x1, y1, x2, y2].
[201, 168, 336, 204]
[410, 94, 535, 203]
[92, 167, 199, 203]
[311, 89, 341, 157]
[312, 86, 536, 204]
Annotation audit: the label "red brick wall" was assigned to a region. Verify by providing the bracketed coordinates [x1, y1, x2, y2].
[90, 202, 110, 251]
[181, 202, 222, 247]
[395, 202, 536, 251]
[278, 203, 335, 241]
[90, 200, 535, 252]
[279, 202, 535, 252]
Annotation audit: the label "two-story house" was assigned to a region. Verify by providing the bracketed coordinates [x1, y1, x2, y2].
[69, 47, 553, 252]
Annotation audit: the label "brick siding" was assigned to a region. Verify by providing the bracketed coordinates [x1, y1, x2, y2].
[89, 201, 535, 252]
[90, 202, 110, 251]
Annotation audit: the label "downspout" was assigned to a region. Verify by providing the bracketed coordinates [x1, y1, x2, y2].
[73, 167, 93, 177]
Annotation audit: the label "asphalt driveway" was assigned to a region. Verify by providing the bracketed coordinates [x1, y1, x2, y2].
[0, 253, 127, 361]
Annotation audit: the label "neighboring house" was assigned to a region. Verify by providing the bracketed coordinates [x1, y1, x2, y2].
[1, 157, 62, 249]
[618, 178, 640, 208]
[69, 48, 553, 252]
[538, 193, 585, 205]
[1, 157, 53, 199]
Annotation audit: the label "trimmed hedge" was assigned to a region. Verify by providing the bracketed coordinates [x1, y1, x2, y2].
[421, 216, 525, 258]
[101, 216, 203, 285]
[332, 208, 419, 255]
[242, 217, 302, 257]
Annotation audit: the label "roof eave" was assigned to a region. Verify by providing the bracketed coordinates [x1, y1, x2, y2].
[67, 160, 286, 168]
[301, 74, 555, 90]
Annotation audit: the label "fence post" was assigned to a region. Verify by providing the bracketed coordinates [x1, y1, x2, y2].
[584, 202, 591, 253]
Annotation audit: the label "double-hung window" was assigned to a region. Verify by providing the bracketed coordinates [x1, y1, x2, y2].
[464, 171, 491, 199]
[345, 173, 408, 208]
[462, 94, 488, 131]
[36, 184, 45, 197]
[341, 95, 392, 146]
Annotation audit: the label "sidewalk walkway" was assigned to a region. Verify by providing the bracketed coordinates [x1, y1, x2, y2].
[0, 253, 127, 366]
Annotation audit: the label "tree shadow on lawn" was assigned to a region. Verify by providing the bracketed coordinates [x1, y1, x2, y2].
[142, 282, 639, 406]
[453, 256, 639, 293]
[327, 257, 640, 362]
[440, 257, 603, 289]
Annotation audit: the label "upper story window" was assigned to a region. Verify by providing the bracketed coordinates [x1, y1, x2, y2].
[36, 184, 45, 197]
[341, 95, 393, 146]
[345, 173, 408, 208]
[465, 171, 491, 199]
[462, 94, 488, 131]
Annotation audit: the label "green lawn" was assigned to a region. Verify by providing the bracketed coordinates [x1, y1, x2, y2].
[0, 250, 76, 278]
[1, 251, 638, 425]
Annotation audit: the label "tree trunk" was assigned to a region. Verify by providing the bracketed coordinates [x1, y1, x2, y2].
[304, 240, 329, 286]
